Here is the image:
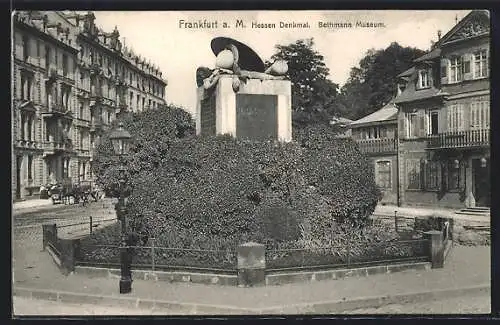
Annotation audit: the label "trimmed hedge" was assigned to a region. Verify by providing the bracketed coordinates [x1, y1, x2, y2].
[90, 108, 383, 265]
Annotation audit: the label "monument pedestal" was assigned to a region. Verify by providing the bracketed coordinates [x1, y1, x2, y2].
[196, 75, 292, 142]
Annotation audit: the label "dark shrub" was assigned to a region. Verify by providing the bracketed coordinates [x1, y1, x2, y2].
[295, 125, 382, 227]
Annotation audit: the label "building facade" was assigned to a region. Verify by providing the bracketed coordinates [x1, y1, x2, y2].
[350, 102, 399, 205]
[352, 10, 490, 209]
[12, 11, 167, 201]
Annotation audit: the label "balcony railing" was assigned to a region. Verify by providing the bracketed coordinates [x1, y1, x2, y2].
[427, 129, 490, 149]
[356, 138, 398, 155]
[41, 141, 73, 154]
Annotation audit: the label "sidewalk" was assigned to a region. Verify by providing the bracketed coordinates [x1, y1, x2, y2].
[13, 199, 54, 213]
[13, 245, 491, 314]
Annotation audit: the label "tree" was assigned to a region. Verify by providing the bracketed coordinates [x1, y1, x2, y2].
[268, 38, 339, 129]
[335, 42, 427, 120]
[92, 104, 196, 197]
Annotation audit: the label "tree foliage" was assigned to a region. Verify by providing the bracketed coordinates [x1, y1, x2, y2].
[92, 104, 196, 197]
[334, 42, 427, 120]
[268, 38, 339, 128]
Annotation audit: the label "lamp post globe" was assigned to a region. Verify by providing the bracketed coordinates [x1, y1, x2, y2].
[109, 122, 132, 157]
[109, 122, 133, 294]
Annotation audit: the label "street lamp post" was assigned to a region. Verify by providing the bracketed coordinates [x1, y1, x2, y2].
[109, 122, 133, 294]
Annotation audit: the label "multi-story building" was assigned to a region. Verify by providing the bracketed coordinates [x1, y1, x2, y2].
[352, 10, 490, 209]
[12, 11, 167, 201]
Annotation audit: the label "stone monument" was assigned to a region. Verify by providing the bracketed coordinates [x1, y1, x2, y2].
[195, 37, 292, 142]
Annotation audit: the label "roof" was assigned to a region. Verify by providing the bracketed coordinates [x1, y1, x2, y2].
[330, 116, 353, 125]
[397, 67, 415, 78]
[434, 10, 489, 48]
[350, 102, 398, 127]
[414, 48, 441, 63]
[394, 86, 448, 104]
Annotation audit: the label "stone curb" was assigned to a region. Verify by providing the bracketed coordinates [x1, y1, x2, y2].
[13, 287, 257, 315]
[13, 284, 490, 315]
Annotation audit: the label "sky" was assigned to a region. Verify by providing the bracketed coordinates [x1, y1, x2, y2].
[92, 10, 471, 116]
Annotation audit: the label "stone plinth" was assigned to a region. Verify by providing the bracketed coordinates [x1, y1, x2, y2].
[196, 75, 292, 142]
[237, 242, 266, 287]
[424, 230, 444, 269]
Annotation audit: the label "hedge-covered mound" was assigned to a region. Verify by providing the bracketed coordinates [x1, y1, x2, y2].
[91, 106, 382, 256]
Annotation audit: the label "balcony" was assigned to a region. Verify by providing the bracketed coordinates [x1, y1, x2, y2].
[44, 67, 58, 82]
[356, 138, 398, 155]
[15, 139, 38, 150]
[90, 118, 104, 132]
[41, 102, 73, 121]
[427, 129, 490, 149]
[41, 141, 73, 156]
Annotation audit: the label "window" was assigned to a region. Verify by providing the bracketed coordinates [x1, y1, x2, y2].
[20, 73, 33, 101]
[418, 69, 430, 89]
[107, 111, 111, 124]
[20, 113, 26, 140]
[427, 111, 439, 135]
[61, 85, 71, 109]
[148, 99, 151, 109]
[136, 94, 140, 111]
[45, 121, 50, 141]
[447, 104, 464, 131]
[22, 35, 29, 61]
[470, 101, 490, 129]
[62, 54, 68, 76]
[27, 117, 33, 141]
[407, 113, 418, 138]
[79, 131, 84, 148]
[450, 57, 462, 83]
[424, 161, 440, 190]
[474, 50, 488, 78]
[45, 46, 51, 70]
[406, 159, 421, 190]
[27, 155, 33, 180]
[376, 161, 392, 189]
[142, 97, 145, 110]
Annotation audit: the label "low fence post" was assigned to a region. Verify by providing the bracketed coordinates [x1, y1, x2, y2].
[237, 242, 265, 287]
[59, 238, 81, 275]
[424, 230, 444, 269]
[89, 216, 93, 235]
[394, 210, 398, 232]
[151, 237, 155, 272]
[42, 223, 57, 251]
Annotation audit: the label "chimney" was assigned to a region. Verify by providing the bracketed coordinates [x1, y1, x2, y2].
[437, 30, 442, 40]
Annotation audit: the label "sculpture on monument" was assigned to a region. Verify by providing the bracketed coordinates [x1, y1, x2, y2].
[197, 37, 289, 93]
[196, 37, 292, 142]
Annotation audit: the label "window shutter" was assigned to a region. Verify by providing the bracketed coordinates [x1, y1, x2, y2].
[418, 113, 426, 137]
[398, 116, 406, 139]
[462, 53, 473, 80]
[458, 104, 465, 131]
[440, 58, 449, 85]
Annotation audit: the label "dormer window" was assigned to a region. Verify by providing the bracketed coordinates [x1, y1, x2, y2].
[417, 69, 431, 89]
